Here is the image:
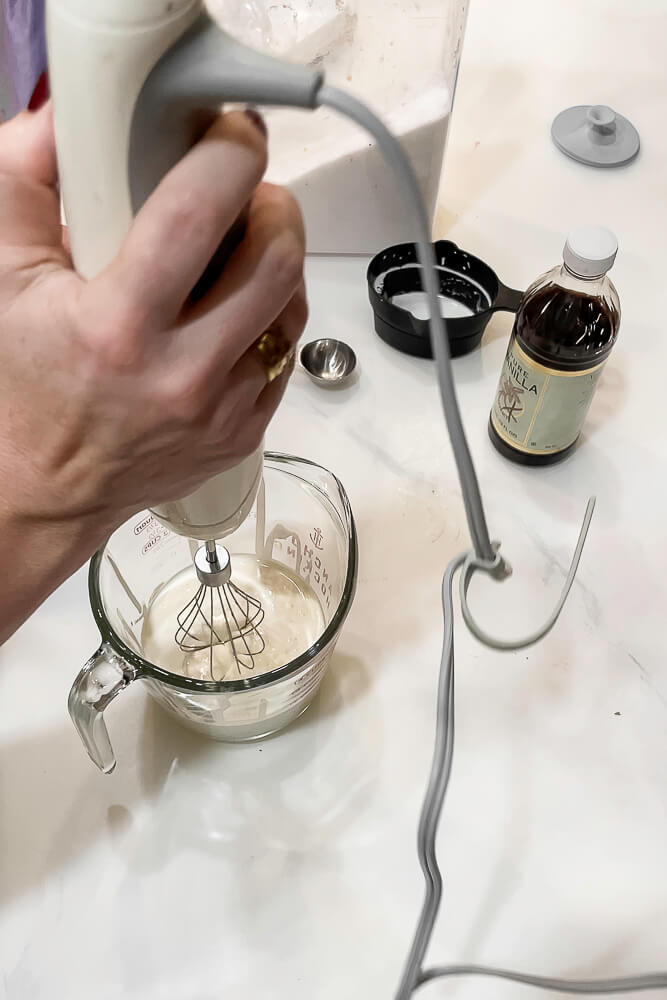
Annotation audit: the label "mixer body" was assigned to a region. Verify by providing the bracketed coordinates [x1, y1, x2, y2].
[47, 0, 200, 280]
[46, 0, 263, 540]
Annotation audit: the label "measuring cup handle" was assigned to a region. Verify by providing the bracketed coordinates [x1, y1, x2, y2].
[68, 643, 136, 774]
[494, 283, 524, 314]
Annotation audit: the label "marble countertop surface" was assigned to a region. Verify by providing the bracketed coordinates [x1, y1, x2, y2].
[2, 0, 667, 997]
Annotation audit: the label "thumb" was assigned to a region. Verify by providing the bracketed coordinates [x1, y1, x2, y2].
[0, 102, 58, 189]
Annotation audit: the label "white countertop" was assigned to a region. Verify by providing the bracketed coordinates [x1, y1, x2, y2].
[2, 1, 667, 997]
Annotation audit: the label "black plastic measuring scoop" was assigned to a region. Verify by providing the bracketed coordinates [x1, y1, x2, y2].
[367, 240, 524, 359]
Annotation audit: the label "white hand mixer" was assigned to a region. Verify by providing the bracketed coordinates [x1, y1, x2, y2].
[48, 0, 321, 670]
[46, 0, 667, 995]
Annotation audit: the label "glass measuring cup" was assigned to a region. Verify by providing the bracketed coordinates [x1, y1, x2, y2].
[69, 453, 358, 773]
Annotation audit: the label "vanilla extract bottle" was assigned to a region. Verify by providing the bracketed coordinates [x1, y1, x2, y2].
[489, 227, 621, 465]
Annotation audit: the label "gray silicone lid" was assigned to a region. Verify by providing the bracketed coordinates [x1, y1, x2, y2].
[551, 104, 640, 167]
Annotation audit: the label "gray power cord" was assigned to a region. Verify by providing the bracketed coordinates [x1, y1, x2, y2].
[317, 85, 667, 998]
[318, 87, 496, 567]
[460, 498, 596, 650]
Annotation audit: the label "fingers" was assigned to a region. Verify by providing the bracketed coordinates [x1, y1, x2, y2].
[215, 346, 297, 463]
[104, 110, 268, 329]
[226, 280, 308, 407]
[0, 104, 66, 259]
[248, 279, 308, 426]
[245, 348, 298, 444]
[0, 103, 58, 188]
[178, 182, 306, 369]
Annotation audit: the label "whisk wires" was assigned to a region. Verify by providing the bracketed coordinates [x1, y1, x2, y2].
[174, 543, 265, 678]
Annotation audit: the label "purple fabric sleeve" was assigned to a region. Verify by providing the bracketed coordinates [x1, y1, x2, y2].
[1, 0, 46, 119]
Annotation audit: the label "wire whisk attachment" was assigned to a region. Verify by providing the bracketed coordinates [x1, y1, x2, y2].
[175, 541, 265, 679]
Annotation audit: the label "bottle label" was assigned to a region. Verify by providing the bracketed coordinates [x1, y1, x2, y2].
[491, 337, 605, 455]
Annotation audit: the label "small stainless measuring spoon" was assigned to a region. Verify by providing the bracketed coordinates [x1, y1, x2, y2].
[300, 338, 358, 388]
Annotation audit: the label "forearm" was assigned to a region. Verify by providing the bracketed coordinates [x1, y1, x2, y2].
[0, 507, 112, 644]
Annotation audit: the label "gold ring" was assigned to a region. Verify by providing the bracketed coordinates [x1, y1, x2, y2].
[253, 329, 293, 383]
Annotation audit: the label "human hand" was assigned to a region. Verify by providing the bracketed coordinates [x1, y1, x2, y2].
[0, 103, 307, 542]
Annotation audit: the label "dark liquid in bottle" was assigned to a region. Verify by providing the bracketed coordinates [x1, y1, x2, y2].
[489, 282, 620, 465]
[514, 283, 619, 371]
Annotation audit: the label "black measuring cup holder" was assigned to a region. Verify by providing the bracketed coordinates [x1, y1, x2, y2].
[367, 239, 524, 359]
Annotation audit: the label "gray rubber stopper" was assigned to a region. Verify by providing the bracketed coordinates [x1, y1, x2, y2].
[551, 104, 640, 167]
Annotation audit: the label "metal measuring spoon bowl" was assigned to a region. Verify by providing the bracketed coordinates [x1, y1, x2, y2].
[300, 339, 358, 388]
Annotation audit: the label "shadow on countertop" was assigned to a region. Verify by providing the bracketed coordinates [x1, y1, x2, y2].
[0, 647, 372, 913]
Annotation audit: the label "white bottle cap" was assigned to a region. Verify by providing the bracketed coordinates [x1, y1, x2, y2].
[563, 226, 618, 278]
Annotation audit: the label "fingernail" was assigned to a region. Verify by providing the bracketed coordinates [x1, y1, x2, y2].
[28, 71, 50, 112]
[244, 107, 268, 139]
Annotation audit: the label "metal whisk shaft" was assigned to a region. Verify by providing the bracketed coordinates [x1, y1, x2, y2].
[174, 542, 265, 679]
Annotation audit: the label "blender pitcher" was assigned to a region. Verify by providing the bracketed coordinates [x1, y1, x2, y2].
[209, 0, 471, 253]
[68, 454, 358, 773]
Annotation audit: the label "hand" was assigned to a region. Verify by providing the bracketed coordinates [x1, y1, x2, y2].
[0, 104, 307, 640]
[0, 104, 306, 528]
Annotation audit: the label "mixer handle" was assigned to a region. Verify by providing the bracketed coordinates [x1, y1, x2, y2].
[68, 643, 136, 774]
[128, 12, 323, 301]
